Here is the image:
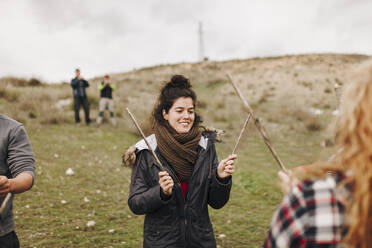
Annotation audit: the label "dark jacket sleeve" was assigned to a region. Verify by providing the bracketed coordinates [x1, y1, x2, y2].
[128, 150, 169, 215]
[207, 143, 232, 209]
[70, 78, 78, 88]
[7, 125, 35, 183]
[83, 80, 89, 88]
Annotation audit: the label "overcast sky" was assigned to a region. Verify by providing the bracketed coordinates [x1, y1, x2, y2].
[0, 0, 371, 82]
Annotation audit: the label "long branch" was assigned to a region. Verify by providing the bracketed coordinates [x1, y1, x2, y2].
[232, 114, 251, 154]
[227, 73, 287, 172]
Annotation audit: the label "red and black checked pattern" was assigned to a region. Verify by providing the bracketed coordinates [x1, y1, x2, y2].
[263, 174, 347, 248]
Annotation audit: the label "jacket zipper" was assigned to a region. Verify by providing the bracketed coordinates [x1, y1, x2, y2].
[165, 146, 209, 242]
[162, 164, 188, 241]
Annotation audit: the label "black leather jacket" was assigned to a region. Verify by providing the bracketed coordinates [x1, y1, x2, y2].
[70, 77, 89, 97]
[128, 132, 232, 248]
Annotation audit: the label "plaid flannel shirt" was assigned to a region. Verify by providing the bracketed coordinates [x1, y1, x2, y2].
[263, 174, 347, 248]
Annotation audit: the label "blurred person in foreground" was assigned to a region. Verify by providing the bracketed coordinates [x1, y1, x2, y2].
[70, 68, 91, 125]
[263, 61, 372, 248]
[96, 75, 116, 127]
[0, 114, 35, 248]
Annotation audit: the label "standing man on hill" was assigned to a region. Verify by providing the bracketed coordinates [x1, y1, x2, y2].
[70, 68, 91, 125]
[96, 75, 116, 127]
[0, 114, 35, 247]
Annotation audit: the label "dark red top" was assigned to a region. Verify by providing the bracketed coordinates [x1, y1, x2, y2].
[180, 182, 189, 199]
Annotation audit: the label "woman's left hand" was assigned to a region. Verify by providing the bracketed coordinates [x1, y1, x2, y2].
[217, 154, 237, 179]
[278, 168, 301, 195]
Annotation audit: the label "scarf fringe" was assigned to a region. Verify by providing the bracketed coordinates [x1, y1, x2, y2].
[122, 145, 136, 167]
[203, 126, 225, 142]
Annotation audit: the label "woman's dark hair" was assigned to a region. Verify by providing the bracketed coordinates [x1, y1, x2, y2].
[152, 75, 202, 127]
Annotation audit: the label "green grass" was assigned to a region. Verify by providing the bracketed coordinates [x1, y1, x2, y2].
[13, 121, 332, 247]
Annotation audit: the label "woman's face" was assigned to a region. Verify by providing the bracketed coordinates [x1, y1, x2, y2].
[163, 97, 195, 133]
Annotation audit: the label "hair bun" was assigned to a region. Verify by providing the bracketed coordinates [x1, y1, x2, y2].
[168, 75, 191, 89]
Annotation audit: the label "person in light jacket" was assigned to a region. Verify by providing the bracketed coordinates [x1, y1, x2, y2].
[96, 75, 116, 126]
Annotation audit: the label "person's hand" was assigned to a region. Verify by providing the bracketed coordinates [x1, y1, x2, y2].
[0, 176, 11, 198]
[158, 171, 174, 196]
[217, 154, 237, 179]
[278, 170, 299, 195]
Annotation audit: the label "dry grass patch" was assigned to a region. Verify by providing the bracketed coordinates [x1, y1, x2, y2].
[197, 100, 208, 109]
[292, 109, 322, 132]
[324, 87, 332, 94]
[0, 87, 20, 102]
[0, 77, 44, 87]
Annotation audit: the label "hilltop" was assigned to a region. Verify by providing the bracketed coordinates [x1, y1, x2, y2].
[1, 53, 368, 138]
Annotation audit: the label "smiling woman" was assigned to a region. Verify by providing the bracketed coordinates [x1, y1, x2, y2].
[125, 75, 237, 247]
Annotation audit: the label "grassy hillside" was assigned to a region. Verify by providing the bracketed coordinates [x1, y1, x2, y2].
[0, 53, 369, 247]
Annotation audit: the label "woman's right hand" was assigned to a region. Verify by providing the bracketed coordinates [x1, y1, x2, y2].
[158, 171, 174, 195]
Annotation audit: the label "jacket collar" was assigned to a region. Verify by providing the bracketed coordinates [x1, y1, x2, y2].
[135, 134, 157, 151]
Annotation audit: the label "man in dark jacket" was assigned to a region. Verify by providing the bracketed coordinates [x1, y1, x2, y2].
[0, 114, 36, 247]
[70, 68, 90, 125]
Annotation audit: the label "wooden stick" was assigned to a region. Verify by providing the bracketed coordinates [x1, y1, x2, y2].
[227, 73, 287, 172]
[254, 118, 287, 172]
[0, 193, 12, 219]
[126, 108, 165, 171]
[232, 113, 251, 154]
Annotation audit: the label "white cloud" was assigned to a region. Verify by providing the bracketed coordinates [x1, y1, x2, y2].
[0, 0, 371, 82]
